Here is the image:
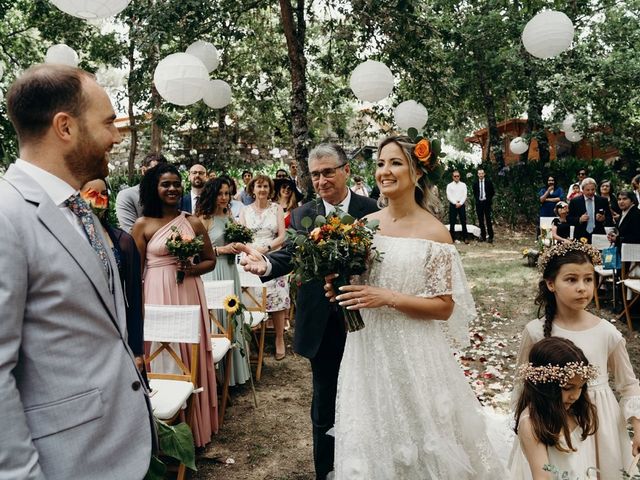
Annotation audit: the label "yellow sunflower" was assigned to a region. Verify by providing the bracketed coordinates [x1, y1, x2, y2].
[223, 294, 241, 315]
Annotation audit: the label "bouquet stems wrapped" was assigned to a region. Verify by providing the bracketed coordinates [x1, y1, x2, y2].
[165, 226, 204, 284]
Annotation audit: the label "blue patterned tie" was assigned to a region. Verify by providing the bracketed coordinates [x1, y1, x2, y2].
[65, 194, 111, 277]
[586, 197, 595, 234]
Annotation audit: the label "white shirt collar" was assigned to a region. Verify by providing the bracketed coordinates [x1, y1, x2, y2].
[322, 189, 352, 214]
[14, 158, 77, 206]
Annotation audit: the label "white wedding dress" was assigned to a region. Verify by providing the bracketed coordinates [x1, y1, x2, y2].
[334, 235, 507, 479]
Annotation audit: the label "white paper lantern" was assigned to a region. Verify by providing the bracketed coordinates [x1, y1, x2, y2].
[510, 137, 529, 155]
[50, 0, 130, 19]
[202, 79, 231, 109]
[280, 149, 289, 157]
[0, 63, 4, 80]
[393, 100, 429, 131]
[186, 40, 219, 73]
[251, 148, 260, 156]
[522, 10, 574, 59]
[562, 113, 576, 132]
[565, 130, 583, 143]
[349, 60, 394, 102]
[153, 53, 209, 106]
[45, 44, 79, 67]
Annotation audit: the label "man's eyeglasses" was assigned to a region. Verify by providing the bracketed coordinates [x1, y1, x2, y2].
[310, 162, 347, 181]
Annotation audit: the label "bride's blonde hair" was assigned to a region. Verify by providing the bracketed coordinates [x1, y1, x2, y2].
[376, 135, 441, 215]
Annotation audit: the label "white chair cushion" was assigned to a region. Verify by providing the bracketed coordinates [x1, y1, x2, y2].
[594, 265, 614, 277]
[624, 279, 640, 293]
[211, 337, 231, 363]
[243, 311, 268, 327]
[149, 379, 193, 420]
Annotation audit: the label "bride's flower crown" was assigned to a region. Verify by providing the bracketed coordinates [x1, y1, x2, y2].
[537, 240, 602, 273]
[518, 361, 599, 387]
[404, 128, 445, 184]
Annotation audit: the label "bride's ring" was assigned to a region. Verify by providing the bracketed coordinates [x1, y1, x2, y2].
[357, 298, 362, 304]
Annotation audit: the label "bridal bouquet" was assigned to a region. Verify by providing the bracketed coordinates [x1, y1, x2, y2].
[286, 211, 381, 332]
[224, 221, 254, 244]
[165, 226, 204, 284]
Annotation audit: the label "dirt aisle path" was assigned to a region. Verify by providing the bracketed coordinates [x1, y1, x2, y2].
[195, 227, 639, 479]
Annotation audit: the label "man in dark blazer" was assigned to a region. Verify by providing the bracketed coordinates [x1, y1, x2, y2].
[568, 177, 613, 243]
[180, 163, 206, 213]
[471, 167, 495, 242]
[240, 144, 377, 479]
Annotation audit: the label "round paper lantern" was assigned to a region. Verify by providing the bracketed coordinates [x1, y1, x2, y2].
[153, 53, 209, 106]
[349, 60, 394, 102]
[565, 130, 583, 143]
[510, 137, 529, 155]
[50, 0, 130, 19]
[562, 113, 576, 132]
[202, 79, 231, 109]
[0, 63, 4, 80]
[280, 149, 289, 157]
[522, 10, 574, 59]
[394, 100, 428, 131]
[250, 148, 260, 156]
[45, 44, 79, 67]
[186, 40, 219, 73]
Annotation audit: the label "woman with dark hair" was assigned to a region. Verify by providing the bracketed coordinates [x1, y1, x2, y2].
[80, 178, 146, 379]
[551, 201, 572, 244]
[510, 337, 598, 479]
[239, 174, 290, 360]
[220, 174, 244, 221]
[331, 135, 505, 478]
[600, 180, 621, 219]
[196, 178, 251, 386]
[273, 177, 302, 228]
[131, 163, 219, 447]
[608, 189, 640, 246]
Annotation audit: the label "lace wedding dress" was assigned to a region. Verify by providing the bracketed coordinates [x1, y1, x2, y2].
[334, 235, 506, 479]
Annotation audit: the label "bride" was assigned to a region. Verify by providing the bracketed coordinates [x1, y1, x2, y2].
[330, 135, 506, 479]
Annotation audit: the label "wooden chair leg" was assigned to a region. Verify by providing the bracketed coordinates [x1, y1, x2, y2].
[256, 321, 266, 381]
[218, 349, 232, 426]
[177, 463, 187, 480]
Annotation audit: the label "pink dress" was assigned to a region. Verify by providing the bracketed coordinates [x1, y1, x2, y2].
[143, 213, 218, 446]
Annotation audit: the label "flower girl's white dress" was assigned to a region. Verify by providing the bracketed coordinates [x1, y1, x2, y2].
[508, 411, 597, 480]
[334, 236, 507, 479]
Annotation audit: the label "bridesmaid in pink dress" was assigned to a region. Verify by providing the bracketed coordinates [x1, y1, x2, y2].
[131, 164, 219, 447]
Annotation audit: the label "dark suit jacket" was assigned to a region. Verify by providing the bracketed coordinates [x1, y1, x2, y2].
[472, 178, 495, 203]
[616, 207, 640, 246]
[568, 194, 613, 239]
[180, 193, 193, 213]
[266, 193, 378, 359]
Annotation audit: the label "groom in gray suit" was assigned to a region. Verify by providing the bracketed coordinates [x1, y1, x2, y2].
[0, 65, 154, 479]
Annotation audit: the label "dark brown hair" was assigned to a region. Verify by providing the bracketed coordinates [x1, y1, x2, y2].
[7, 64, 92, 144]
[535, 249, 595, 337]
[514, 337, 598, 452]
[195, 177, 231, 218]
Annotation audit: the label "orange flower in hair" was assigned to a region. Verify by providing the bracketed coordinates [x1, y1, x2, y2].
[414, 139, 432, 163]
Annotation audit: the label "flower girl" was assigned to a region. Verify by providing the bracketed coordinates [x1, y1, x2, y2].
[510, 337, 599, 479]
[514, 241, 640, 477]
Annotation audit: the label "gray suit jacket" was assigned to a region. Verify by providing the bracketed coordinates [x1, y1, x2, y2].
[115, 184, 142, 233]
[0, 165, 154, 479]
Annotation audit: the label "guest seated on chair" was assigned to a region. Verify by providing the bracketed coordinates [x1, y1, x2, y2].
[551, 201, 572, 244]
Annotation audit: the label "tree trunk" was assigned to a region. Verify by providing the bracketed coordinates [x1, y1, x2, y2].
[279, 0, 312, 199]
[126, 20, 138, 182]
[524, 58, 550, 164]
[477, 68, 504, 168]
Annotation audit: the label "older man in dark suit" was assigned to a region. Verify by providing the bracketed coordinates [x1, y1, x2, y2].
[568, 177, 613, 243]
[240, 144, 378, 479]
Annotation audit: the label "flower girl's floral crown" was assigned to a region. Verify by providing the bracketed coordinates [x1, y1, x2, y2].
[518, 362, 599, 387]
[537, 240, 602, 273]
[401, 128, 446, 185]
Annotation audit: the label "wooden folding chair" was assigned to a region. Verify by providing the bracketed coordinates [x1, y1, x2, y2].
[144, 304, 201, 480]
[236, 263, 269, 381]
[591, 234, 614, 311]
[202, 280, 235, 426]
[619, 243, 640, 331]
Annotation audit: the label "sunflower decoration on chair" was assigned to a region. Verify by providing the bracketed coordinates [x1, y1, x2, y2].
[407, 127, 446, 184]
[223, 294, 252, 350]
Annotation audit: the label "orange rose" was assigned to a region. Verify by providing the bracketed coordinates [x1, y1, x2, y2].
[310, 227, 322, 241]
[414, 139, 432, 163]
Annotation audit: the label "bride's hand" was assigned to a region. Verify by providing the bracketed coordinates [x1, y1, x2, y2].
[335, 285, 393, 310]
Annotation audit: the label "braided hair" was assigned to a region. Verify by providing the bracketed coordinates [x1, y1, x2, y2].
[535, 249, 596, 337]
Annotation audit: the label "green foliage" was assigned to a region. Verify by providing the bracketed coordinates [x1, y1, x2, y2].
[144, 419, 196, 480]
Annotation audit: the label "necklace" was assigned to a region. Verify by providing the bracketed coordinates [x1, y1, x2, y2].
[390, 211, 411, 222]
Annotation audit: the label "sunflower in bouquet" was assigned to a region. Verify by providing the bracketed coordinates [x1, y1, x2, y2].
[286, 211, 382, 332]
